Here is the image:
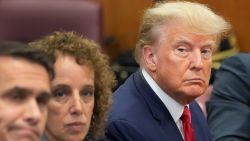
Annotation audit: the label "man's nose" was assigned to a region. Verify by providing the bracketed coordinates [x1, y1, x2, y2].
[190, 50, 204, 70]
[24, 100, 42, 126]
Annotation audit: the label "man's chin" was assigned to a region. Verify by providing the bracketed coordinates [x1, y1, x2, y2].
[177, 88, 206, 103]
[186, 89, 206, 99]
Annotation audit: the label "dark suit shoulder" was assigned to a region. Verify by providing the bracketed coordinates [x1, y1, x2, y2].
[106, 72, 184, 141]
[207, 53, 250, 140]
[110, 71, 155, 124]
[211, 53, 250, 104]
[221, 53, 250, 76]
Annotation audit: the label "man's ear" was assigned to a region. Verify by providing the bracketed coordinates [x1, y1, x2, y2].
[142, 45, 157, 72]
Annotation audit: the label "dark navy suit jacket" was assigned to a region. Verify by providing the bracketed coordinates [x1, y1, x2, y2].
[103, 71, 212, 141]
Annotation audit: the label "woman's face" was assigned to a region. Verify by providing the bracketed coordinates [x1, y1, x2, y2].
[45, 55, 95, 141]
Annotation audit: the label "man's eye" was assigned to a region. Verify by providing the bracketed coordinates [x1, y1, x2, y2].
[3, 93, 28, 104]
[175, 46, 189, 57]
[37, 93, 51, 106]
[177, 48, 186, 52]
[10, 93, 26, 102]
[201, 48, 212, 59]
[1, 87, 31, 104]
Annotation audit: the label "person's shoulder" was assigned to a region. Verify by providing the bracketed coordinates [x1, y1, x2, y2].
[218, 53, 250, 75]
[113, 71, 144, 99]
[110, 73, 153, 124]
[110, 87, 150, 123]
[234, 53, 250, 59]
[223, 53, 250, 66]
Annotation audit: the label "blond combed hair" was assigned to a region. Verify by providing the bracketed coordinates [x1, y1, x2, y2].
[135, 1, 231, 65]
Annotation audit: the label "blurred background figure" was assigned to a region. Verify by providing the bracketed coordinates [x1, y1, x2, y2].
[207, 53, 250, 141]
[0, 41, 54, 141]
[30, 32, 116, 141]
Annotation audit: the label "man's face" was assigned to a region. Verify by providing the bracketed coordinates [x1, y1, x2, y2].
[144, 22, 217, 105]
[0, 56, 51, 141]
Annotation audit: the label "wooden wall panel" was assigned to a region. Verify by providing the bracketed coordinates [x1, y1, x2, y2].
[99, 0, 250, 58]
[196, 0, 250, 52]
[99, 0, 153, 58]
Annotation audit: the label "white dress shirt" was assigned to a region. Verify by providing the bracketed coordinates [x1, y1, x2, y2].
[142, 69, 186, 138]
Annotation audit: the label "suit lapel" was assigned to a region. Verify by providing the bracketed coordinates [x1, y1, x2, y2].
[190, 101, 212, 141]
[133, 71, 184, 141]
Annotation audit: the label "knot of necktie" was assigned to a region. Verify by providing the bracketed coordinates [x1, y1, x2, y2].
[181, 106, 191, 123]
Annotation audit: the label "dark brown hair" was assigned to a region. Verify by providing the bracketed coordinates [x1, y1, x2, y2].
[0, 41, 54, 80]
[30, 32, 116, 141]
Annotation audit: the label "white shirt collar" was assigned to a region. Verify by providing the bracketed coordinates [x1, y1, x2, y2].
[142, 69, 185, 123]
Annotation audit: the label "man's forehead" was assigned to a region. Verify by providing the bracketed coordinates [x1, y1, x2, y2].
[0, 56, 48, 77]
[0, 56, 29, 71]
[0, 57, 51, 94]
[159, 22, 218, 43]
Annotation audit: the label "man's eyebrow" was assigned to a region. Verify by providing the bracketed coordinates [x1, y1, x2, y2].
[1, 87, 51, 99]
[1, 86, 32, 97]
[175, 36, 216, 46]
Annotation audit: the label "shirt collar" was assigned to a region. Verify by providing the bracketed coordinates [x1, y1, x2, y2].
[142, 69, 185, 123]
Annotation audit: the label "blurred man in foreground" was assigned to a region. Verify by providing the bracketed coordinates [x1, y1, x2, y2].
[0, 41, 54, 141]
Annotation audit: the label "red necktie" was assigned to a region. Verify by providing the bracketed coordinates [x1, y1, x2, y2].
[181, 106, 195, 141]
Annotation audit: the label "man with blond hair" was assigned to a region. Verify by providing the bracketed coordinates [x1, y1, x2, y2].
[103, 1, 231, 141]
